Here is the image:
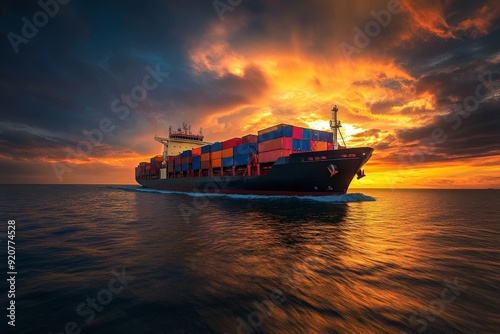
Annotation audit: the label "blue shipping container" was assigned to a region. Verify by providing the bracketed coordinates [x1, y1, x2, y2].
[311, 130, 320, 141]
[302, 128, 311, 140]
[233, 155, 251, 166]
[211, 142, 222, 151]
[181, 163, 190, 171]
[319, 131, 328, 142]
[222, 157, 233, 167]
[292, 139, 311, 151]
[302, 139, 311, 151]
[181, 150, 192, 157]
[272, 125, 293, 138]
[233, 143, 258, 156]
[201, 145, 211, 154]
[292, 139, 302, 151]
[192, 155, 201, 170]
[174, 164, 181, 172]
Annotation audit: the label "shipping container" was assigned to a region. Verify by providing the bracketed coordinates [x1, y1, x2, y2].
[327, 142, 334, 150]
[292, 126, 303, 139]
[258, 124, 281, 136]
[316, 141, 327, 151]
[272, 125, 293, 138]
[258, 137, 292, 153]
[233, 154, 251, 166]
[319, 131, 329, 142]
[181, 163, 190, 171]
[174, 164, 181, 172]
[258, 124, 292, 136]
[181, 150, 192, 158]
[242, 134, 258, 143]
[145, 165, 151, 170]
[302, 128, 311, 140]
[311, 130, 320, 141]
[192, 147, 201, 156]
[222, 137, 243, 149]
[259, 149, 292, 163]
[222, 147, 233, 158]
[192, 155, 201, 170]
[211, 142, 222, 151]
[201, 161, 211, 169]
[325, 132, 334, 143]
[233, 143, 258, 156]
[211, 150, 222, 160]
[222, 157, 233, 167]
[167, 163, 174, 173]
[310, 140, 318, 151]
[212, 159, 222, 168]
[168, 155, 175, 163]
[201, 145, 211, 154]
[181, 157, 193, 164]
[292, 139, 311, 151]
[201, 153, 211, 161]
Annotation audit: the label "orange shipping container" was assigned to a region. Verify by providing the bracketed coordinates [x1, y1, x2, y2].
[222, 148, 233, 158]
[212, 159, 222, 168]
[212, 150, 222, 160]
[201, 153, 211, 161]
[192, 147, 201, 156]
[316, 141, 327, 151]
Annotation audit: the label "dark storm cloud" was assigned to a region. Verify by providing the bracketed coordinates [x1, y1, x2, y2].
[395, 101, 500, 162]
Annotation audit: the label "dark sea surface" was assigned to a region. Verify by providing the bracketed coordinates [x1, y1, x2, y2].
[0, 185, 499, 334]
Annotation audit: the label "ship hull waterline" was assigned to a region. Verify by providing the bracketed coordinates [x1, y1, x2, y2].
[136, 147, 373, 196]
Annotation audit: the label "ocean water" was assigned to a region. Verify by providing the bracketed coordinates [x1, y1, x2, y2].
[0, 185, 499, 334]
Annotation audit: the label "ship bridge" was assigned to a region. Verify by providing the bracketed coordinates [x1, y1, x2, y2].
[154, 123, 212, 158]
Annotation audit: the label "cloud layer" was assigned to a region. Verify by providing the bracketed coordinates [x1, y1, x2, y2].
[1, 0, 499, 187]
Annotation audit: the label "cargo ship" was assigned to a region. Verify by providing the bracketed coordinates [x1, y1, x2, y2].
[135, 106, 373, 196]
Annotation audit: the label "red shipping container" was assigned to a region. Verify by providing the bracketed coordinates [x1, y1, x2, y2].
[310, 140, 318, 151]
[258, 137, 292, 153]
[145, 165, 151, 170]
[242, 134, 258, 143]
[201, 161, 211, 169]
[222, 138, 243, 149]
[258, 149, 292, 163]
[327, 143, 334, 150]
[154, 155, 164, 162]
[192, 147, 201, 156]
[167, 163, 174, 172]
[168, 155, 175, 162]
[181, 157, 193, 164]
[292, 126, 303, 139]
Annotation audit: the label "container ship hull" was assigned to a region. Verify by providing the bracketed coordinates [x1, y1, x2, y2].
[136, 147, 373, 196]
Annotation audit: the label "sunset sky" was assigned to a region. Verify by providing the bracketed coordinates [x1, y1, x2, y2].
[1, 0, 499, 188]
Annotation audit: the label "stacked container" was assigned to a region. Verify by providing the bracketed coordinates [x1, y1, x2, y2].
[233, 143, 258, 166]
[258, 124, 294, 163]
[211, 142, 222, 168]
[181, 150, 192, 171]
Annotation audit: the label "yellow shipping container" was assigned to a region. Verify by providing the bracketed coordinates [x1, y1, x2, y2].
[212, 159, 222, 168]
[212, 151, 222, 160]
[316, 141, 327, 151]
[201, 153, 211, 161]
[222, 148, 233, 158]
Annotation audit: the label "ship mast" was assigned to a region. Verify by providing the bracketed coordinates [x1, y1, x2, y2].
[330, 105, 346, 150]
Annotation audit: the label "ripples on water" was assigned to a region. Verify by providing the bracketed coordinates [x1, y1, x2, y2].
[0, 185, 498, 334]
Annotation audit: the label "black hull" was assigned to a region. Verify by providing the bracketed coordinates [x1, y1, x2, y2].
[136, 147, 373, 196]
